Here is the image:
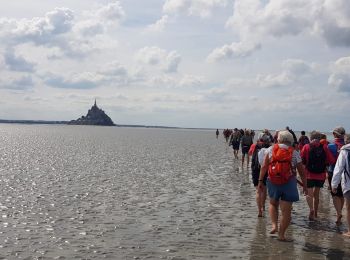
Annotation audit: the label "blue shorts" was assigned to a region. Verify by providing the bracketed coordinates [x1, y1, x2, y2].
[266, 177, 299, 202]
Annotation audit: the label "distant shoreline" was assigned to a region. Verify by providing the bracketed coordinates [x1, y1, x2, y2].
[0, 119, 215, 131]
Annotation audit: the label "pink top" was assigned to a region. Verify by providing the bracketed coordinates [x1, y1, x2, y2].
[301, 141, 335, 181]
[248, 143, 256, 156]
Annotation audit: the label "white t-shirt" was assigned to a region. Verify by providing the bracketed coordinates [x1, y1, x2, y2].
[266, 144, 302, 169]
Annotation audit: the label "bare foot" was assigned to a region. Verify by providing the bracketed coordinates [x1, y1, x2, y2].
[278, 237, 294, 242]
[336, 215, 342, 226]
[270, 227, 278, 234]
[309, 210, 315, 221]
[342, 232, 350, 237]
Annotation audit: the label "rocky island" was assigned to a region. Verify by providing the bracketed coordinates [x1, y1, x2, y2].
[69, 100, 115, 126]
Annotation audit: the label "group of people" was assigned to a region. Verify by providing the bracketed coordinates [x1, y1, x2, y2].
[226, 128, 256, 166]
[218, 126, 350, 241]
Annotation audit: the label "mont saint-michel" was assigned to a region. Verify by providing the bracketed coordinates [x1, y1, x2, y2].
[68, 100, 115, 126]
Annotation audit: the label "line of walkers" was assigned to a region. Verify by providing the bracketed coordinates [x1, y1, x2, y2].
[247, 126, 350, 241]
[227, 128, 256, 166]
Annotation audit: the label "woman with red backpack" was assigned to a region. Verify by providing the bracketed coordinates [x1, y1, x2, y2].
[258, 130, 307, 241]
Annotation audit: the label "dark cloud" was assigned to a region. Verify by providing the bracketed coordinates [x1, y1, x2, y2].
[4, 49, 35, 72]
[329, 73, 350, 93]
[321, 24, 350, 47]
[44, 75, 98, 89]
[0, 75, 34, 90]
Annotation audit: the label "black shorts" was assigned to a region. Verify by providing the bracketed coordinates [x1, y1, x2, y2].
[328, 172, 343, 197]
[242, 145, 250, 154]
[307, 179, 325, 188]
[232, 141, 240, 150]
[252, 170, 267, 187]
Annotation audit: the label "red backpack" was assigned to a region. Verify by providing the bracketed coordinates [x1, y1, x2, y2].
[268, 144, 294, 185]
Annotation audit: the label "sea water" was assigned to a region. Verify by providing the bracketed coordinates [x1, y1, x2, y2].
[0, 124, 348, 259]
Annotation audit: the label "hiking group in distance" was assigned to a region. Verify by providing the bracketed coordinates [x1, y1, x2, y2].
[218, 126, 350, 242]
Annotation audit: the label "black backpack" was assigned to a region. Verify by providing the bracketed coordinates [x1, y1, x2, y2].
[251, 145, 261, 173]
[307, 145, 327, 173]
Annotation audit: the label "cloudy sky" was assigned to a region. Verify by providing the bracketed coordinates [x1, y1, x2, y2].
[0, 0, 349, 131]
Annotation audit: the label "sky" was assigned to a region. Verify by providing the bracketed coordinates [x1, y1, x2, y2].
[0, 0, 349, 131]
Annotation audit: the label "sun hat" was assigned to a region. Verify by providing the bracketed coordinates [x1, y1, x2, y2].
[332, 126, 345, 136]
[259, 134, 270, 143]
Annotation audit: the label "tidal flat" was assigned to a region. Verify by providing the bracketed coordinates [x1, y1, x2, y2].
[0, 124, 349, 259]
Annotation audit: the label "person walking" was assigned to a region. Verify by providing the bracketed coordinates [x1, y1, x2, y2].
[298, 131, 310, 151]
[328, 126, 346, 225]
[331, 134, 350, 237]
[251, 134, 271, 217]
[229, 128, 241, 159]
[258, 130, 307, 241]
[301, 131, 335, 220]
[241, 129, 253, 167]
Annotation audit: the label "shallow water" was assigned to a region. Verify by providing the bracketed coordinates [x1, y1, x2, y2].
[0, 124, 349, 259]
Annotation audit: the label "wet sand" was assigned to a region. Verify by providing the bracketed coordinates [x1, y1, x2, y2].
[0, 125, 349, 259]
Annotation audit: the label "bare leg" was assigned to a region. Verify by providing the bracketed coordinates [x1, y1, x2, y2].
[333, 196, 344, 225]
[262, 186, 267, 211]
[343, 198, 350, 237]
[269, 199, 279, 234]
[256, 186, 267, 217]
[279, 200, 293, 241]
[313, 187, 321, 218]
[256, 187, 263, 217]
[306, 187, 315, 220]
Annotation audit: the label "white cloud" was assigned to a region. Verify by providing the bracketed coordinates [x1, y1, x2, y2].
[0, 3, 125, 60]
[328, 56, 350, 92]
[215, 0, 350, 61]
[282, 59, 312, 75]
[179, 74, 204, 88]
[146, 74, 203, 89]
[163, 0, 227, 18]
[41, 60, 130, 89]
[0, 0, 349, 130]
[257, 72, 292, 88]
[99, 61, 127, 76]
[257, 58, 313, 88]
[146, 15, 169, 32]
[96, 1, 125, 23]
[207, 41, 261, 61]
[74, 20, 104, 36]
[226, 0, 313, 40]
[315, 0, 350, 47]
[135, 46, 181, 73]
[12, 8, 74, 45]
[165, 51, 181, 72]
